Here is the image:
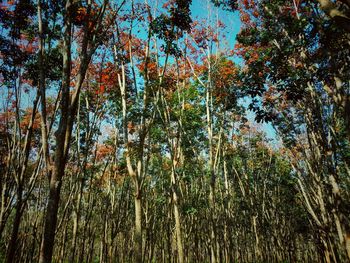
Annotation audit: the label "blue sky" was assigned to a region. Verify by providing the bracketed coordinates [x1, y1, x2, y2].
[0, 0, 278, 144]
[190, 0, 278, 142]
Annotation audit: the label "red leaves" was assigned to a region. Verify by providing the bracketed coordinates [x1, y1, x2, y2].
[101, 72, 109, 82]
[6, 32, 39, 56]
[82, 60, 119, 96]
[99, 85, 105, 93]
[18, 40, 37, 54]
[236, 41, 269, 66]
[97, 65, 118, 95]
[242, 0, 250, 9]
[241, 12, 251, 23]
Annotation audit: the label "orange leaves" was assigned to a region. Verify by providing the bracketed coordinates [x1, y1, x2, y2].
[18, 41, 37, 54]
[212, 59, 238, 101]
[192, 63, 207, 74]
[241, 0, 256, 9]
[137, 61, 158, 80]
[242, 0, 250, 9]
[262, 86, 292, 114]
[99, 68, 115, 93]
[96, 144, 113, 161]
[72, 6, 94, 29]
[235, 41, 268, 66]
[116, 32, 144, 59]
[191, 23, 218, 50]
[101, 72, 110, 83]
[0, 0, 14, 10]
[13, 33, 38, 55]
[75, 7, 87, 23]
[162, 0, 176, 9]
[252, 10, 259, 18]
[97, 66, 118, 95]
[0, 111, 15, 132]
[137, 61, 157, 72]
[71, 5, 102, 33]
[246, 49, 259, 64]
[72, 6, 87, 26]
[190, 19, 224, 49]
[237, 0, 260, 28]
[19, 108, 41, 132]
[286, 141, 308, 165]
[127, 122, 136, 134]
[263, 86, 277, 104]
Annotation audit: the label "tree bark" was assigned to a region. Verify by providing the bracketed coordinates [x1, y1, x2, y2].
[134, 191, 143, 263]
[5, 188, 23, 263]
[39, 0, 72, 261]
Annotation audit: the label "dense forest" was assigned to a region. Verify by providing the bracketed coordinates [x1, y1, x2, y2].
[0, 0, 349, 262]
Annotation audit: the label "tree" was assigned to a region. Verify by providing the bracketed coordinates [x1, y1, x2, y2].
[1, 0, 349, 262]
[230, 0, 350, 261]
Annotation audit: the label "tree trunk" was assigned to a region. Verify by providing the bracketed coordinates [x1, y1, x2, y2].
[39, 167, 64, 263]
[5, 189, 23, 263]
[39, 0, 72, 260]
[171, 165, 184, 263]
[134, 191, 142, 263]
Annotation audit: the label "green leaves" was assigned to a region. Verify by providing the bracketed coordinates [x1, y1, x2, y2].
[24, 47, 63, 86]
[151, 0, 192, 57]
[211, 0, 238, 11]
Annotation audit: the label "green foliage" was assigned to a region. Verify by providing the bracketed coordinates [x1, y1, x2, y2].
[151, 0, 192, 56]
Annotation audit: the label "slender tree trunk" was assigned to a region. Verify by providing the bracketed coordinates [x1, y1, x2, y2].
[171, 168, 184, 263]
[39, 167, 64, 263]
[134, 188, 143, 263]
[5, 188, 23, 263]
[39, 0, 72, 260]
[70, 178, 83, 262]
[6, 78, 40, 263]
[59, 221, 67, 263]
[39, 0, 103, 259]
